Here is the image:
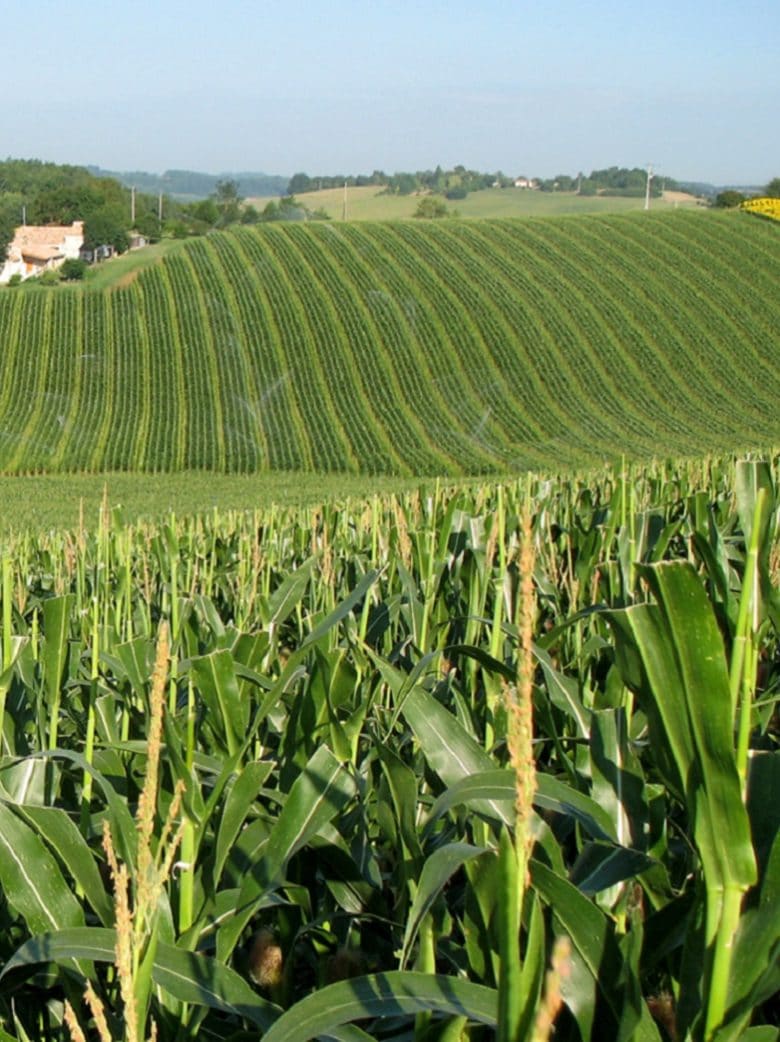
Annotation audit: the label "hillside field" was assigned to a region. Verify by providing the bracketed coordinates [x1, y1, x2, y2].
[0, 209, 776, 483]
[247, 184, 700, 221]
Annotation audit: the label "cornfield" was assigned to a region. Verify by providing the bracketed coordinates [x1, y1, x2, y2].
[0, 454, 777, 1041]
[0, 212, 778, 474]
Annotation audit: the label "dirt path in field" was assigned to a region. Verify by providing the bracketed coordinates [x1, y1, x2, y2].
[662, 190, 701, 205]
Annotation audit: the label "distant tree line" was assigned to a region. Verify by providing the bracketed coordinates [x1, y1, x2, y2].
[714, 177, 780, 208]
[288, 166, 499, 198]
[0, 162, 324, 269]
[287, 164, 678, 200]
[87, 166, 288, 199]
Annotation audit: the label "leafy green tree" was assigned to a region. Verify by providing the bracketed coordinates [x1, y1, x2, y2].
[83, 206, 129, 253]
[715, 190, 745, 208]
[60, 258, 88, 280]
[261, 197, 308, 222]
[414, 197, 448, 219]
[287, 172, 312, 194]
[240, 204, 260, 224]
[213, 179, 242, 226]
[32, 184, 104, 224]
[765, 177, 780, 198]
[0, 199, 18, 264]
[135, 212, 162, 242]
[190, 198, 219, 226]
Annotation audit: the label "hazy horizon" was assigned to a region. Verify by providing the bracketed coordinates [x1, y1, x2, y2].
[5, 0, 778, 187]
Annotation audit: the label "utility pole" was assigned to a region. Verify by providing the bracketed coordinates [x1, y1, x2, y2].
[158, 192, 163, 223]
[131, 186, 136, 225]
[21, 204, 26, 226]
[644, 164, 654, 211]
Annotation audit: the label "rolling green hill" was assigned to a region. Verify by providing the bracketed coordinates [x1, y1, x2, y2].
[0, 210, 777, 476]
[247, 184, 699, 221]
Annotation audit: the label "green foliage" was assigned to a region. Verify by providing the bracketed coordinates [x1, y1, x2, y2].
[0, 197, 20, 264]
[716, 190, 746, 208]
[83, 204, 130, 252]
[414, 196, 449, 218]
[765, 177, 780, 198]
[0, 460, 775, 1040]
[538, 166, 672, 197]
[60, 258, 87, 281]
[213, 178, 243, 226]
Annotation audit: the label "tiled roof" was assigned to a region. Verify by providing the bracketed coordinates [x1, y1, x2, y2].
[10, 221, 83, 252]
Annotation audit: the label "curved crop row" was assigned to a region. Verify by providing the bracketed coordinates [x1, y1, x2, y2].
[0, 210, 776, 475]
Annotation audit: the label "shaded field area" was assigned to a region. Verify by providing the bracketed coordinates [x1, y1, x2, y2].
[0, 210, 776, 476]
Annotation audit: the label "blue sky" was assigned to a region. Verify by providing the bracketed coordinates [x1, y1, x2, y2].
[4, 0, 778, 184]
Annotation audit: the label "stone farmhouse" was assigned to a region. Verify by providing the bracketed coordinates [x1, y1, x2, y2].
[0, 221, 84, 283]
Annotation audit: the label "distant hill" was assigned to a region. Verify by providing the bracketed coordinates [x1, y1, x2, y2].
[679, 181, 766, 199]
[86, 166, 289, 199]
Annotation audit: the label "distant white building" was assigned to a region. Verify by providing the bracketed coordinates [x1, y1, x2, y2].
[514, 177, 537, 189]
[0, 221, 84, 283]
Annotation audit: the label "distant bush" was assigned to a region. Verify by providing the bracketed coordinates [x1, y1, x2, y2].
[414, 197, 448, 219]
[445, 186, 468, 200]
[60, 258, 88, 281]
[6, 273, 21, 287]
[38, 268, 61, 286]
[715, 190, 746, 208]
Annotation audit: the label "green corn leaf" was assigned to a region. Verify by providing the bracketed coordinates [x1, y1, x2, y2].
[0, 803, 84, 937]
[423, 768, 617, 844]
[152, 939, 280, 1029]
[0, 927, 116, 981]
[400, 842, 486, 968]
[377, 743, 424, 859]
[10, 804, 113, 926]
[7, 749, 137, 867]
[41, 595, 74, 706]
[217, 744, 357, 961]
[305, 1026, 377, 1042]
[301, 568, 381, 649]
[735, 460, 774, 565]
[530, 860, 661, 1042]
[534, 644, 590, 737]
[400, 684, 513, 826]
[264, 555, 317, 628]
[569, 842, 656, 895]
[115, 636, 154, 694]
[609, 561, 756, 895]
[190, 649, 246, 757]
[517, 892, 546, 1042]
[718, 829, 780, 1033]
[0, 928, 280, 1030]
[213, 760, 274, 885]
[259, 972, 498, 1042]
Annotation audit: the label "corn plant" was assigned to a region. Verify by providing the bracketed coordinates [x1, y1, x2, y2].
[0, 457, 776, 1040]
